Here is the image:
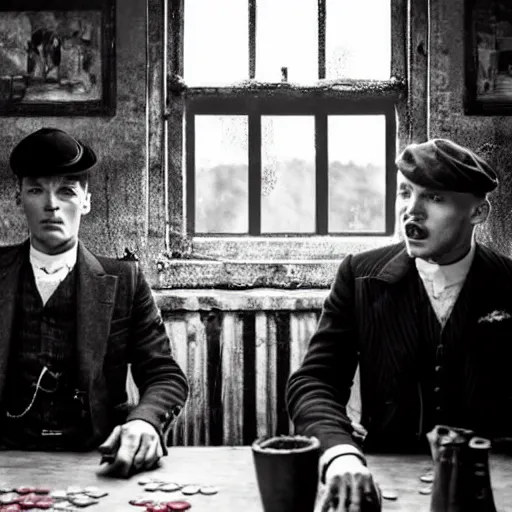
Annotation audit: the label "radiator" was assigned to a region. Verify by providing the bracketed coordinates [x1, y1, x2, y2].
[126, 290, 362, 446]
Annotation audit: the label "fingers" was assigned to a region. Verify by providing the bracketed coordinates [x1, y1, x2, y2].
[318, 472, 379, 512]
[97, 422, 163, 478]
[98, 425, 122, 455]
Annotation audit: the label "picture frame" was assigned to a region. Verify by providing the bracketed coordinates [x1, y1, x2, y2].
[465, 0, 512, 115]
[0, 0, 116, 116]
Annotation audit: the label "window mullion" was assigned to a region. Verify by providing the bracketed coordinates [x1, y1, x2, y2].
[249, 0, 256, 79]
[249, 113, 261, 235]
[315, 114, 328, 235]
[186, 113, 196, 235]
[318, 0, 326, 79]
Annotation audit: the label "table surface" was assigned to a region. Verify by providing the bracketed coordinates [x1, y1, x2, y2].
[0, 447, 511, 511]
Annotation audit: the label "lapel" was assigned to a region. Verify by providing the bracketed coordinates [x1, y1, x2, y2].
[365, 245, 424, 377]
[76, 241, 118, 393]
[0, 240, 29, 397]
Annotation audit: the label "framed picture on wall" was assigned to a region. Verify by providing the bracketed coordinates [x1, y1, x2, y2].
[0, 0, 116, 116]
[465, 0, 512, 115]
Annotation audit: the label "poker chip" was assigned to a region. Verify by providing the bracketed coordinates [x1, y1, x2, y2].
[3, 504, 21, 512]
[129, 497, 155, 507]
[144, 483, 162, 492]
[0, 493, 21, 505]
[66, 486, 83, 495]
[68, 495, 100, 508]
[146, 505, 168, 512]
[15, 487, 36, 495]
[84, 489, 109, 499]
[419, 469, 434, 483]
[166, 500, 192, 511]
[181, 485, 200, 496]
[381, 488, 399, 500]
[34, 487, 51, 495]
[419, 484, 433, 495]
[159, 483, 181, 493]
[35, 498, 54, 509]
[50, 490, 68, 499]
[0, 487, 15, 494]
[199, 486, 218, 495]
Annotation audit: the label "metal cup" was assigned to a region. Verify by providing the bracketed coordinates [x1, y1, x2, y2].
[252, 435, 320, 512]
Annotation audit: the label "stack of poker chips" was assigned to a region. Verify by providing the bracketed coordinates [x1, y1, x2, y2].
[0, 484, 108, 510]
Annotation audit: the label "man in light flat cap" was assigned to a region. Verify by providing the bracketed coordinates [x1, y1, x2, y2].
[287, 138, 512, 510]
[0, 128, 188, 477]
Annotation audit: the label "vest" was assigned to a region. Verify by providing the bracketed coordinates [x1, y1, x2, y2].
[0, 259, 92, 450]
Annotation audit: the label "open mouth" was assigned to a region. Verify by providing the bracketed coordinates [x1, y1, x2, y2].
[404, 222, 428, 240]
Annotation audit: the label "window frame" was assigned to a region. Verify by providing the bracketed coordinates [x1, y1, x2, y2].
[163, 0, 412, 271]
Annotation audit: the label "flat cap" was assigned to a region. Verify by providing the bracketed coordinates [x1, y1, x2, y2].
[10, 127, 97, 178]
[396, 138, 498, 195]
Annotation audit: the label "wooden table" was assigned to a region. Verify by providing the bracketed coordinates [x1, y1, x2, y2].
[0, 447, 511, 511]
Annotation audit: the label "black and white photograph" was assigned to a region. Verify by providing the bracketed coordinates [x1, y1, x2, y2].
[0, 0, 512, 511]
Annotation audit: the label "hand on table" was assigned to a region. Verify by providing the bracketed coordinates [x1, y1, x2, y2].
[97, 420, 164, 478]
[316, 455, 381, 512]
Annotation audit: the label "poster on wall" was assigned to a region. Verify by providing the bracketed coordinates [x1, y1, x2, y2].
[0, 0, 115, 116]
[465, 0, 512, 114]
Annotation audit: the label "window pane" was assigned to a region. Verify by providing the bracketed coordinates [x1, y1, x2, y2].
[184, 0, 248, 85]
[326, 0, 391, 79]
[195, 116, 248, 233]
[328, 116, 386, 233]
[257, 0, 318, 82]
[261, 116, 315, 233]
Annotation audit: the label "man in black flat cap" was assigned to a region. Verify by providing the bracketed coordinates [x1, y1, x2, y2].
[0, 128, 188, 477]
[287, 138, 512, 510]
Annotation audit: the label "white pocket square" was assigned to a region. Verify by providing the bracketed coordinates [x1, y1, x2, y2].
[478, 310, 512, 323]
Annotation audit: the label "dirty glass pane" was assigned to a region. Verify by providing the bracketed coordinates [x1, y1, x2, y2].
[328, 116, 386, 233]
[261, 116, 316, 233]
[326, 0, 391, 79]
[184, 0, 248, 85]
[256, 0, 318, 82]
[195, 115, 249, 233]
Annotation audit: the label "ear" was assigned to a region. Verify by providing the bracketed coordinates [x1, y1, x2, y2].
[81, 192, 91, 215]
[470, 199, 490, 226]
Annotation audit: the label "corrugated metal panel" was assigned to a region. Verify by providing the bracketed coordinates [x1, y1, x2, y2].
[126, 308, 362, 446]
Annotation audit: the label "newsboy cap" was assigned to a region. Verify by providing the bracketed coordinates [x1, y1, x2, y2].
[10, 128, 97, 178]
[396, 138, 498, 195]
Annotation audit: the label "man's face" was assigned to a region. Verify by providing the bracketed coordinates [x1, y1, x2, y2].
[396, 172, 486, 264]
[20, 175, 91, 255]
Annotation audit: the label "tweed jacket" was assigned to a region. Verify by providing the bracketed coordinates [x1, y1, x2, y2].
[0, 240, 188, 451]
[287, 242, 512, 455]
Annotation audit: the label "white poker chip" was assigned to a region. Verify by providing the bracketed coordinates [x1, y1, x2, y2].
[181, 485, 200, 495]
[199, 486, 218, 495]
[159, 483, 181, 492]
[381, 488, 399, 500]
[144, 482, 162, 492]
[50, 490, 68, 499]
[66, 486, 83, 495]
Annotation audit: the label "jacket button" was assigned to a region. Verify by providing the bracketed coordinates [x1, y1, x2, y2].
[435, 406, 442, 413]
[435, 365, 442, 373]
[434, 387, 441, 393]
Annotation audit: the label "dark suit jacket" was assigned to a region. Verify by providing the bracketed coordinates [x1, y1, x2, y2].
[287, 242, 512, 455]
[0, 240, 188, 451]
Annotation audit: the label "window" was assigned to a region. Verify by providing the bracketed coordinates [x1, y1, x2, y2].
[166, 0, 407, 262]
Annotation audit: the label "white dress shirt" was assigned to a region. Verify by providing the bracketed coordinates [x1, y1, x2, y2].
[29, 243, 78, 306]
[415, 241, 476, 327]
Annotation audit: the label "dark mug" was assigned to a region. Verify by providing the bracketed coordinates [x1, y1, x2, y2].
[252, 435, 320, 512]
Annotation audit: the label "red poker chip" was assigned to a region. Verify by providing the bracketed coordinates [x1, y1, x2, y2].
[15, 488, 36, 495]
[35, 499, 54, 509]
[3, 504, 21, 512]
[166, 500, 192, 511]
[18, 500, 37, 509]
[146, 505, 168, 512]
[34, 488, 51, 495]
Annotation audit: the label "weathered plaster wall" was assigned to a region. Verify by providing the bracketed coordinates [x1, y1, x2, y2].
[429, 0, 512, 256]
[0, 0, 156, 264]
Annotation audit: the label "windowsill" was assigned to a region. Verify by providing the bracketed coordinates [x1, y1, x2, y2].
[154, 288, 327, 312]
[154, 235, 397, 289]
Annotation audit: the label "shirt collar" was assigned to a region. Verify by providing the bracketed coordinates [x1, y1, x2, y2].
[415, 238, 476, 293]
[29, 242, 78, 274]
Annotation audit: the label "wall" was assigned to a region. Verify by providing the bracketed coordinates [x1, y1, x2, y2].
[430, 0, 512, 256]
[0, 0, 156, 265]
